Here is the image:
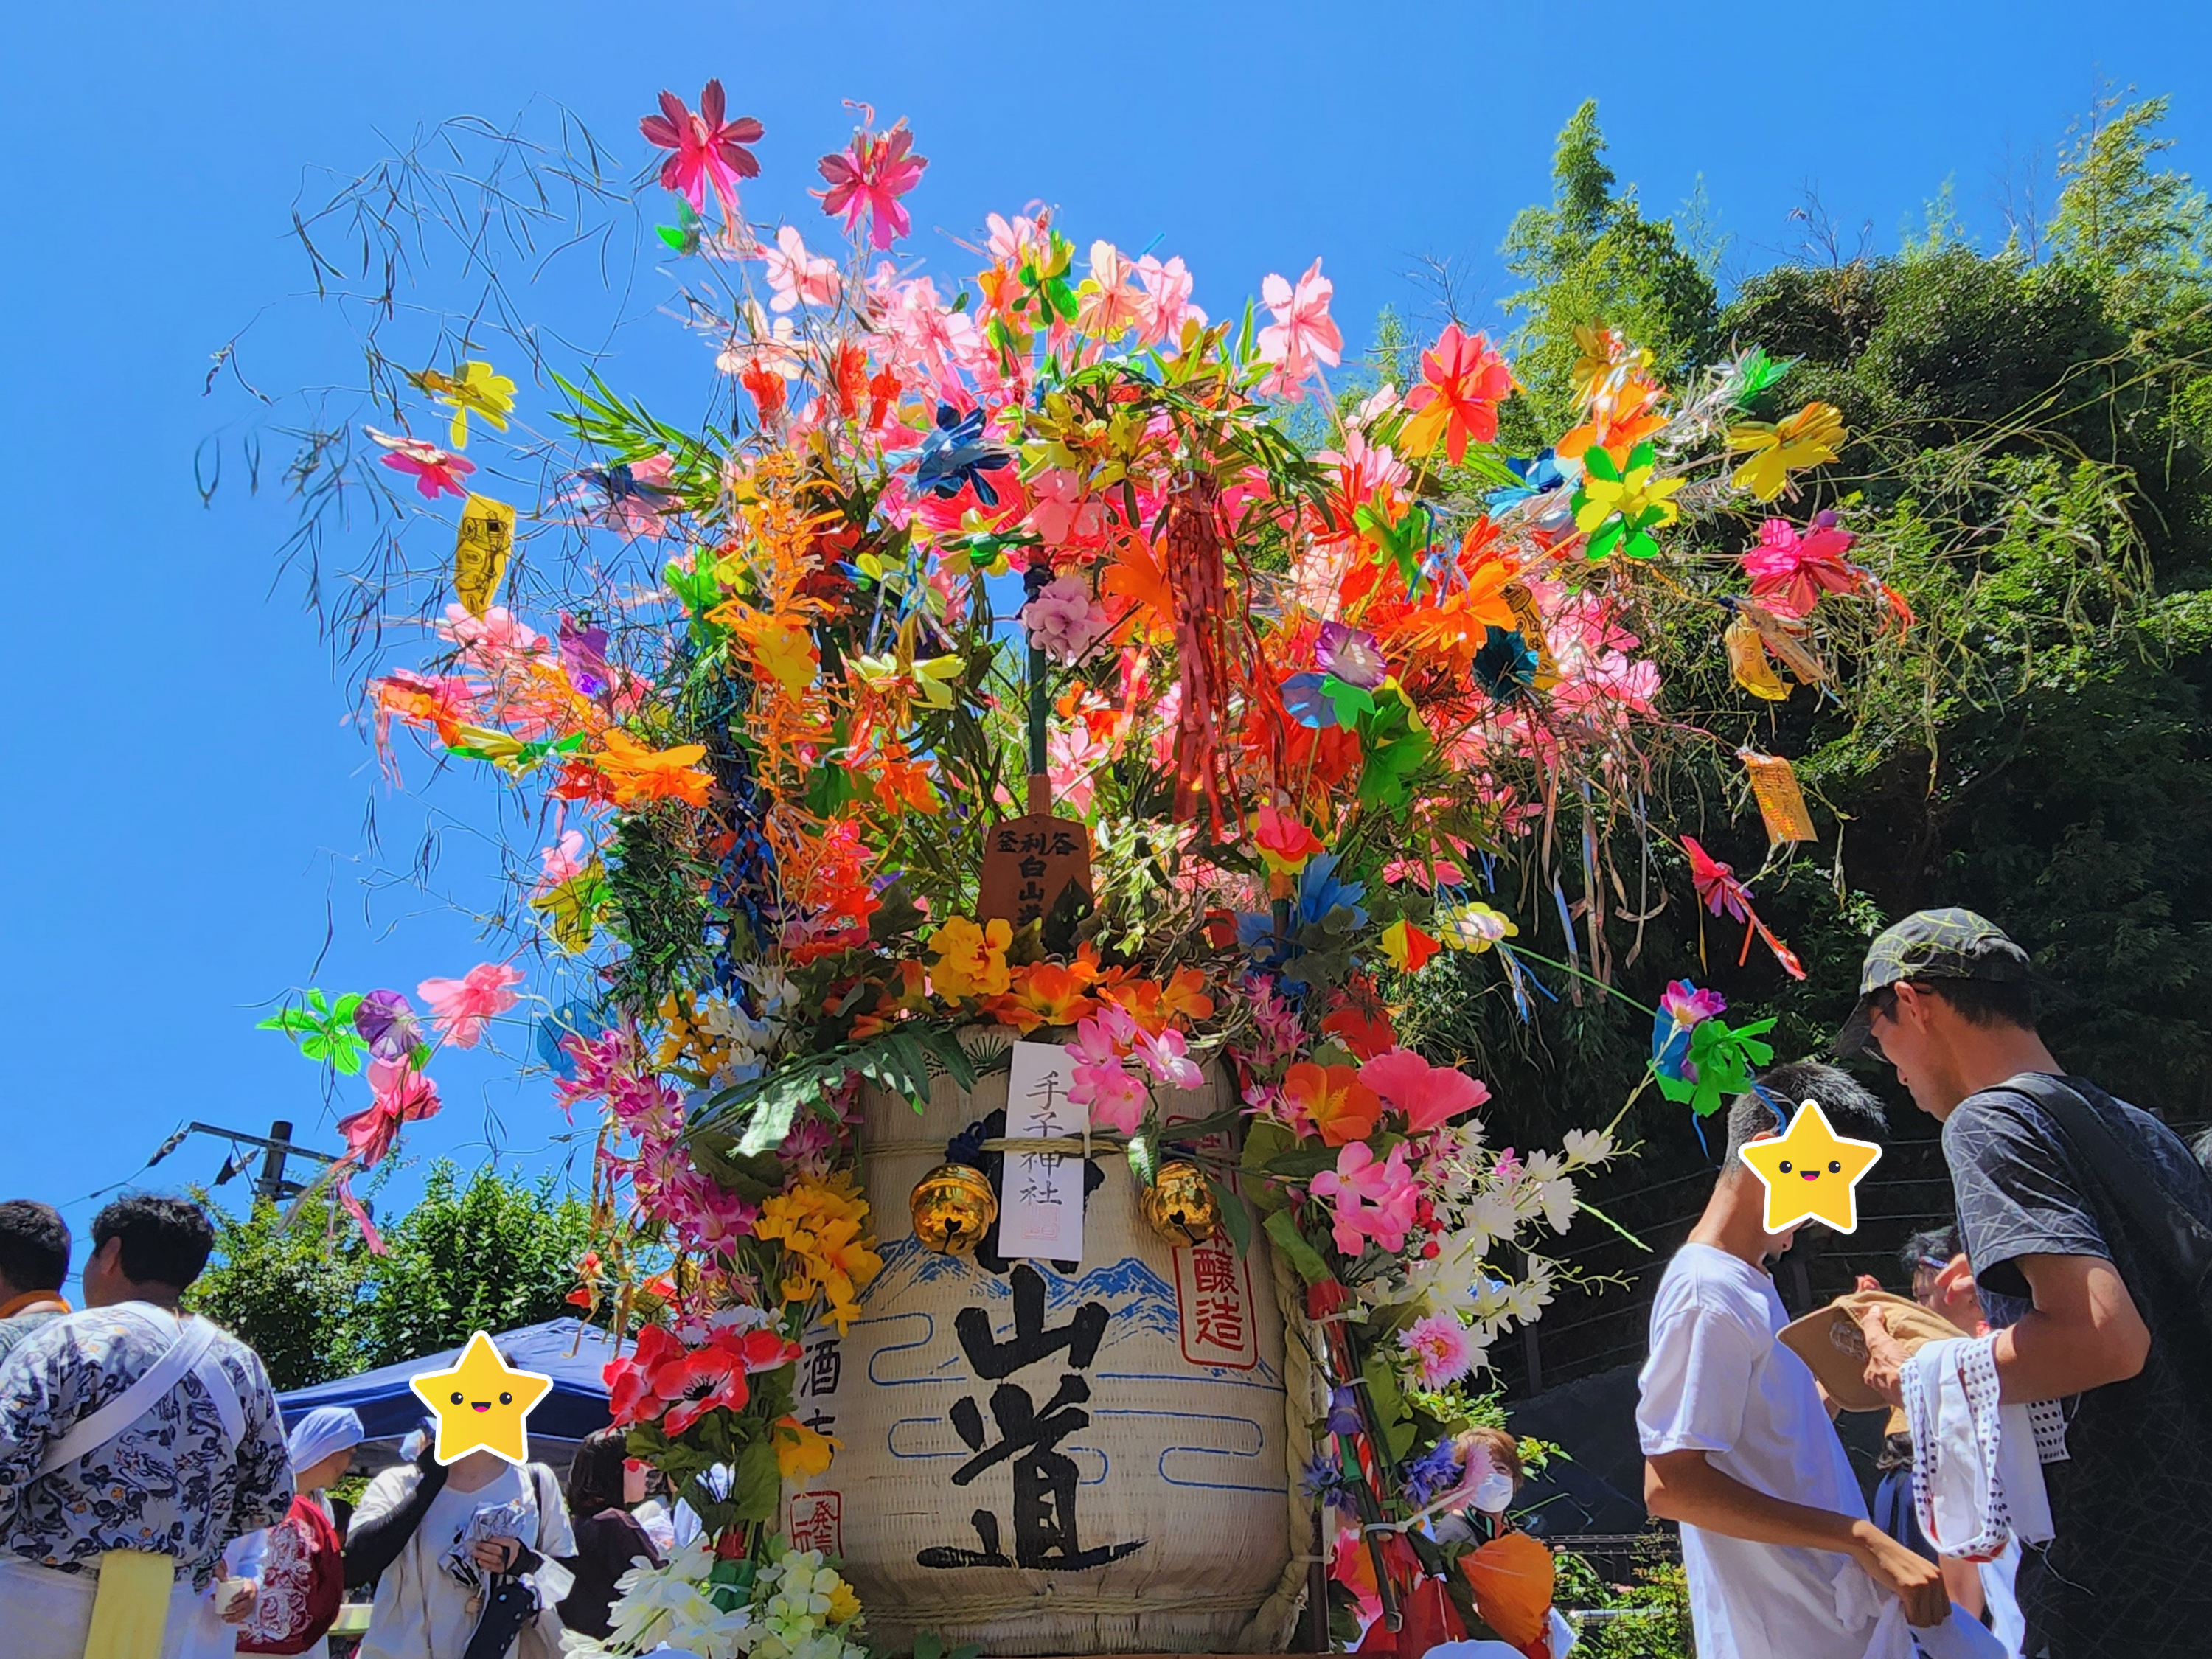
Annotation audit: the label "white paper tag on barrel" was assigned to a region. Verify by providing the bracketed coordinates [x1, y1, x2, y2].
[995, 1040, 1085, 1263]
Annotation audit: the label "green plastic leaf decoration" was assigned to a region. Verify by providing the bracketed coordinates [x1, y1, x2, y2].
[256, 989, 369, 1076]
[690, 1023, 983, 1154]
[1208, 1175, 1253, 1256]
[1654, 1015, 1778, 1118]
[1263, 1206, 1331, 1287]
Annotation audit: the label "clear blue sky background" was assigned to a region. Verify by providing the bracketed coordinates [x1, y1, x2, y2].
[4, 0, 2209, 1273]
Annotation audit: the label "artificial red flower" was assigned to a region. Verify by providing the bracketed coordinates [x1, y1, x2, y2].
[1400, 325, 1514, 465]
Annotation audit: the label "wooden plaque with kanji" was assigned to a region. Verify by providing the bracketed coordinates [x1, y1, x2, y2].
[978, 813, 1093, 929]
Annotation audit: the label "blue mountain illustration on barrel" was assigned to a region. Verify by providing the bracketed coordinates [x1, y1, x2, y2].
[867, 1235, 1279, 1385]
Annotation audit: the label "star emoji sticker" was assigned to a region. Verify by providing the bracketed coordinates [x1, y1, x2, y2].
[407, 1330, 554, 1464]
[1736, 1099, 1882, 1234]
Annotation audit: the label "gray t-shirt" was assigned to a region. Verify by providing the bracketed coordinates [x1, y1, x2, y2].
[1944, 1073, 2212, 1656]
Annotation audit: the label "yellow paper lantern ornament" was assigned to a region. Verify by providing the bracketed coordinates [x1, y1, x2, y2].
[1141, 1160, 1222, 1245]
[910, 1163, 998, 1253]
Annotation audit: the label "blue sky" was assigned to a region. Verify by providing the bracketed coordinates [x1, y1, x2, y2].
[4, 0, 2208, 1267]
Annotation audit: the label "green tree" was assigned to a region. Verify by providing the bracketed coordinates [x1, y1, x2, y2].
[187, 1162, 596, 1387]
[187, 1198, 368, 1390]
[1498, 100, 1720, 437]
[350, 1162, 596, 1369]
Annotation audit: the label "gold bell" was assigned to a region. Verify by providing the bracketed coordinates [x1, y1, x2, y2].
[910, 1163, 999, 1253]
[1141, 1160, 1221, 1245]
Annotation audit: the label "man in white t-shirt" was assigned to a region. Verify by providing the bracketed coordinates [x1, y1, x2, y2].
[1638, 1062, 1955, 1659]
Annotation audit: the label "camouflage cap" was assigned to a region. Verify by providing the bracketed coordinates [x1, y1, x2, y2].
[1835, 908, 2031, 1057]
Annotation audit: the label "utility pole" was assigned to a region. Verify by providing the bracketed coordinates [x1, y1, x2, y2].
[145, 1120, 341, 1204]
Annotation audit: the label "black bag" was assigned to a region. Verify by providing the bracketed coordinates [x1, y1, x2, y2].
[1997, 1073, 2212, 1355]
[463, 1572, 540, 1659]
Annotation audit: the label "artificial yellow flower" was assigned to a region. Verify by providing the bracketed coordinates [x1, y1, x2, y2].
[756, 1173, 883, 1335]
[1570, 324, 1652, 400]
[927, 915, 1013, 1001]
[1572, 453, 1684, 540]
[1439, 902, 1518, 953]
[741, 616, 820, 698]
[825, 1581, 863, 1625]
[773, 1414, 841, 1480]
[1728, 401, 1846, 502]
[408, 359, 517, 449]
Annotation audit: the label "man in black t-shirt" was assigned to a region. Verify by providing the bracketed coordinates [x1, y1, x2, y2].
[1837, 908, 2212, 1659]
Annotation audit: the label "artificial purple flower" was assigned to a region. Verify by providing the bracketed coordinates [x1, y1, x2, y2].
[1324, 1385, 1363, 1438]
[560, 614, 612, 698]
[1402, 1437, 1467, 1506]
[1315, 621, 1387, 689]
[353, 989, 422, 1062]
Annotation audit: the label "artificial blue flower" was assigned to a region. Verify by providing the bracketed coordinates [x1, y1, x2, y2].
[1298, 853, 1368, 931]
[915, 403, 1013, 507]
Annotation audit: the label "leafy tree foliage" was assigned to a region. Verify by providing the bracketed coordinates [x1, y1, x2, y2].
[187, 1162, 594, 1388]
[1392, 101, 2212, 1385]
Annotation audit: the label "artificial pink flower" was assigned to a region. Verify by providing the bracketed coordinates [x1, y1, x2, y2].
[1742, 514, 1859, 619]
[1256, 258, 1343, 399]
[986, 211, 1045, 262]
[814, 114, 928, 251]
[1135, 1026, 1203, 1092]
[1030, 469, 1107, 546]
[1660, 979, 1727, 1027]
[639, 80, 764, 216]
[1358, 1048, 1492, 1133]
[439, 605, 544, 672]
[1399, 1310, 1476, 1388]
[1309, 1142, 1418, 1256]
[761, 224, 841, 312]
[536, 830, 590, 891]
[1074, 1064, 1147, 1135]
[1022, 574, 1109, 664]
[417, 961, 526, 1048]
[366, 428, 474, 499]
[338, 1059, 442, 1166]
[1134, 254, 1206, 347]
[1400, 324, 1513, 465]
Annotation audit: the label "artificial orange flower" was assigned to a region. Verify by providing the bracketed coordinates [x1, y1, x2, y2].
[1556, 372, 1667, 466]
[1100, 965, 1217, 1034]
[867, 744, 942, 815]
[985, 959, 1102, 1033]
[1100, 533, 1173, 637]
[592, 728, 713, 808]
[1375, 562, 1518, 668]
[1281, 1061, 1382, 1147]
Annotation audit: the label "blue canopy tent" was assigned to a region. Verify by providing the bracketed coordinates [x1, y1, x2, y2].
[276, 1318, 622, 1448]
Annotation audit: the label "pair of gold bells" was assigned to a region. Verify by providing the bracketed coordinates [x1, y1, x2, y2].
[908, 1159, 1222, 1251]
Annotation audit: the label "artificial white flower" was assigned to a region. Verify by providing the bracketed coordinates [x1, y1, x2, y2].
[1562, 1127, 1614, 1166]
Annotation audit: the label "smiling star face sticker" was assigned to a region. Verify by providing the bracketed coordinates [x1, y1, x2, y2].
[1736, 1099, 1883, 1234]
[407, 1330, 554, 1464]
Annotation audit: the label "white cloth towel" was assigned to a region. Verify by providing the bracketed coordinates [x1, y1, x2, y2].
[1863, 1597, 2008, 1659]
[1902, 1335, 2053, 1562]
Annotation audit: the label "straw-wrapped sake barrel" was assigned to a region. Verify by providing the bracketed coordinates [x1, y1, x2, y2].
[781, 1032, 1294, 1655]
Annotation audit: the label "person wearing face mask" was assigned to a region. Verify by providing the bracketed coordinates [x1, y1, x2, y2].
[1427, 1427, 1577, 1659]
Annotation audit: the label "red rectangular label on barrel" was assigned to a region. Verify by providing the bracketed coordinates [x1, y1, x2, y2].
[787, 1489, 842, 1556]
[1173, 1232, 1259, 1368]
